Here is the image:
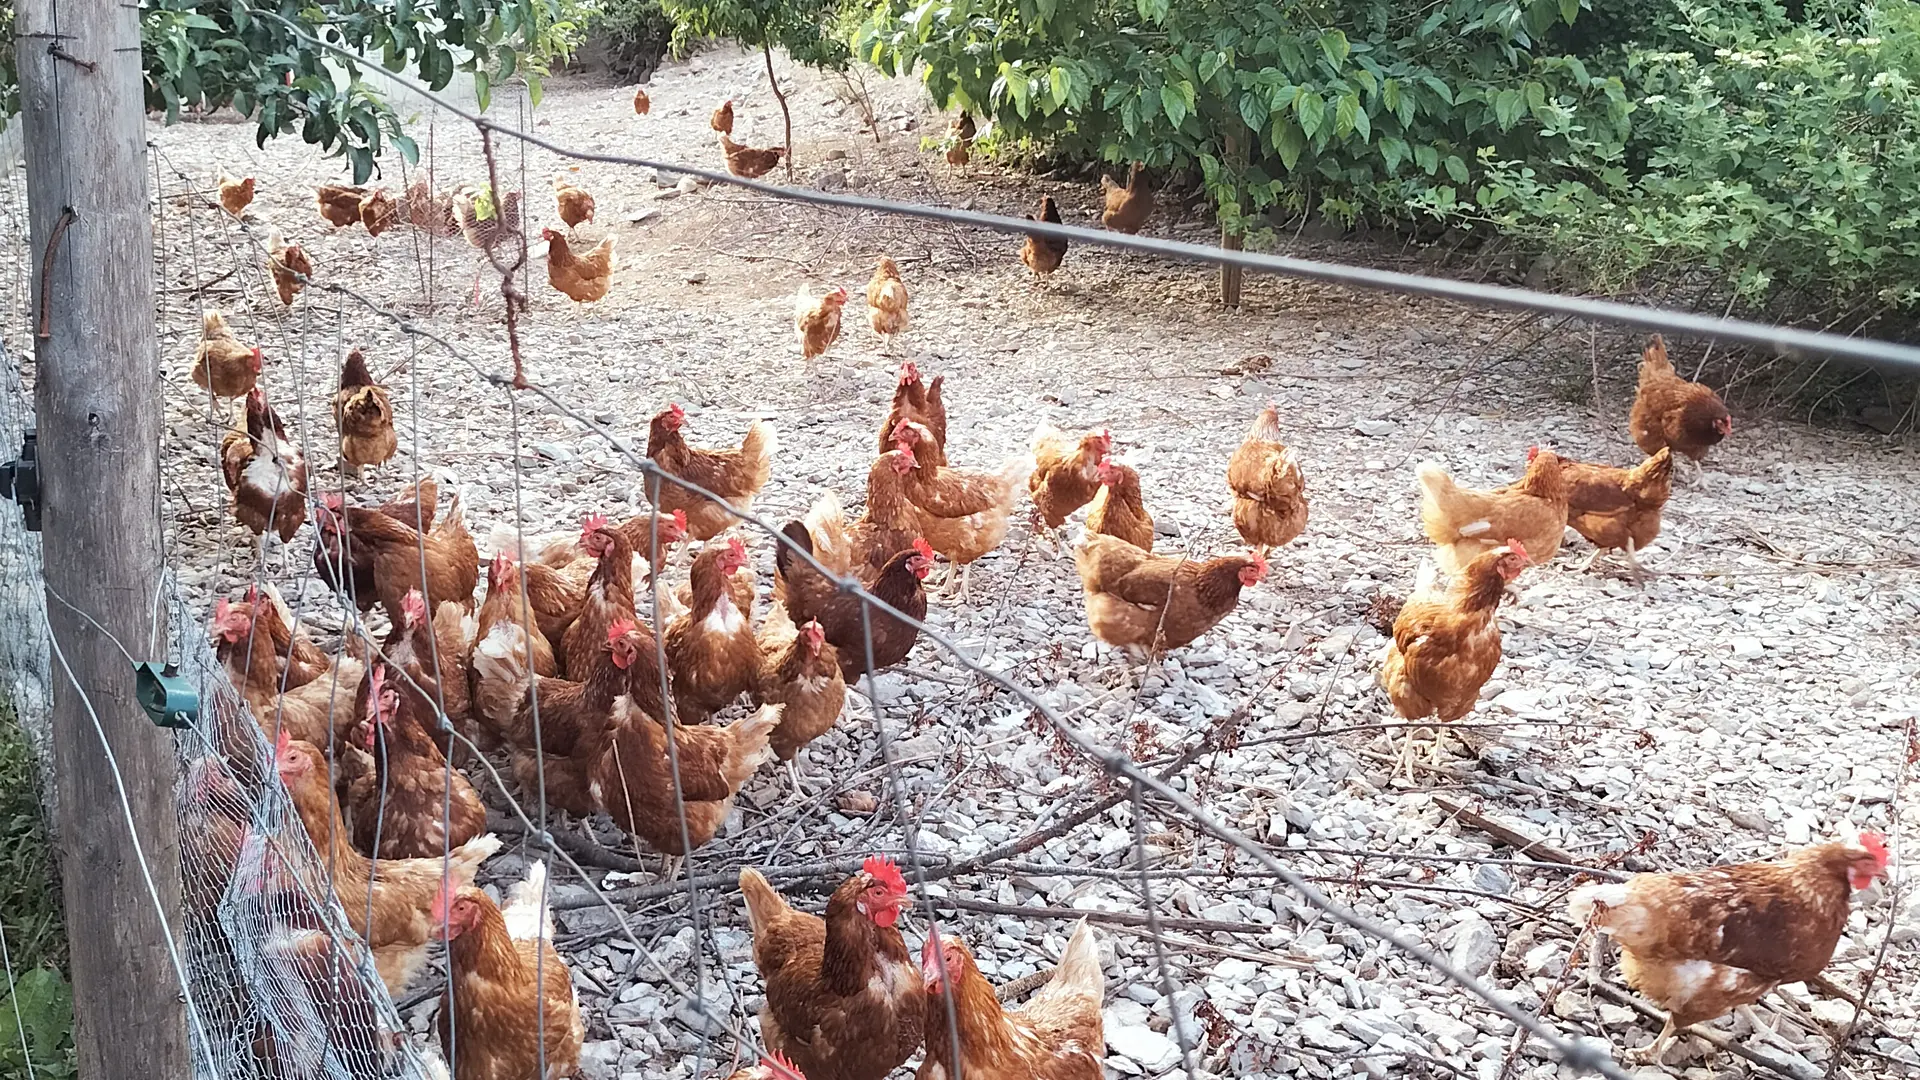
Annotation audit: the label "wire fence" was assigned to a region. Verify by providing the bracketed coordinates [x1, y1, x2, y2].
[1, 31, 1916, 1080]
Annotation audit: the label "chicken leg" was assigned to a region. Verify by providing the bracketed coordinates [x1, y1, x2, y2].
[1628, 1017, 1679, 1065]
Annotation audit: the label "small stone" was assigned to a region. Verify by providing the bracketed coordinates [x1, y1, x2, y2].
[836, 790, 878, 815]
[686, 271, 709, 285]
[1104, 1020, 1181, 1072]
[578, 1040, 623, 1080]
[1154, 517, 1181, 538]
[1297, 1016, 1360, 1051]
[1731, 637, 1766, 658]
[675, 175, 699, 194]
[1449, 913, 1499, 978]
[1353, 419, 1397, 437]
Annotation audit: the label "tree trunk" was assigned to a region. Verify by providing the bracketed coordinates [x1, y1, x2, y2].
[1222, 229, 1245, 309]
[14, 0, 190, 1075]
[763, 40, 795, 182]
[1221, 129, 1247, 309]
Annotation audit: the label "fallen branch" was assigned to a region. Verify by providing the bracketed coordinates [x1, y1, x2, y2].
[933, 896, 1271, 937]
[1433, 795, 1585, 867]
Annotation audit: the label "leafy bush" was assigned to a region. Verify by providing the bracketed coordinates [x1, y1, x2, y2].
[659, 0, 851, 177]
[1439, 3, 1920, 312]
[585, 0, 677, 80]
[0, 0, 583, 177]
[0, 703, 72, 1078]
[856, 0, 1631, 236]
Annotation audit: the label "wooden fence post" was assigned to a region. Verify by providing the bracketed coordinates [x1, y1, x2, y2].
[13, 0, 190, 1075]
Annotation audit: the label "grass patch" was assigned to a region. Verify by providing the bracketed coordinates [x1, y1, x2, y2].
[0, 700, 74, 1077]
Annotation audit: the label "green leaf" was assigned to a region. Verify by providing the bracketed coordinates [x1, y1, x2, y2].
[1379, 135, 1408, 172]
[393, 133, 419, 164]
[1493, 88, 1523, 130]
[1334, 93, 1358, 138]
[1238, 92, 1269, 133]
[1348, 96, 1370, 142]
[1317, 30, 1349, 70]
[1049, 66, 1070, 109]
[1415, 143, 1440, 174]
[1444, 154, 1470, 183]
[1275, 118, 1305, 170]
[1160, 84, 1187, 128]
[1295, 90, 1325, 141]
[473, 69, 491, 113]
[1559, 0, 1580, 23]
[181, 13, 222, 30]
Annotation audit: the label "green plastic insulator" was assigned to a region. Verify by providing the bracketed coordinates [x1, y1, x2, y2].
[134, 662, 199, 730]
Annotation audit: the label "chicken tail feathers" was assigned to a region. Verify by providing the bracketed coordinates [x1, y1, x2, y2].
[1411, 558, 1440, 600]
[775, 520, 813, 583]
[1413, 460, 1456, 504]
[798, 491, 851, 575]
[450, 833, 503, 881]
[500, 859, 554, 942]
[724, 704, 781, 787]
[1035, 918, 1104, 1004]
[738, 867, 791, 939]
[998, 453, 1038, 495]
[1566, 882, 1630, 931]
[1633, 447, 1674, 488]
[741, 418, 779, 466]
[1639, 334, 1673, 382]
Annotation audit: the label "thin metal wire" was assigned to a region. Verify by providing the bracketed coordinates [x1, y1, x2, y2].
[40, 618, 217, 1063]
[0, 906, 37, 1080]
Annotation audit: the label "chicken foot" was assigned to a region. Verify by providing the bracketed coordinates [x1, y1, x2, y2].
[1627, 1017, 1679, 1065]
[1735, 1005, 1812, 1054]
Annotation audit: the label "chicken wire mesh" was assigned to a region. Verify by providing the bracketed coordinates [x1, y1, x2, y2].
[174, 624, 443, 1080]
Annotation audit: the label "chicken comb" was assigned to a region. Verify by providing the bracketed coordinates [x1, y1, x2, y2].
[726, 536, 747, 561]
[1860, 831, 1889, 865]
[402, 588, 427, 624]
[862, 855, 907, 896]
[213, 597, 231, 621]
[490, 551, 511, 580]
[320, 491, 344, 512]
[1248, 549, 1269, 577]
[912, 537, 934, 560]
[273, 728, 293, 766]
[607, 619, 636, 643]
[668, 401, 686, 420]
[668, 509, 689, 536]
[762, 1052, 805, 1080]
[581, 513, 609, 535]
[1507, 539, 1531, 562]
[898, 360, 920, 384]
